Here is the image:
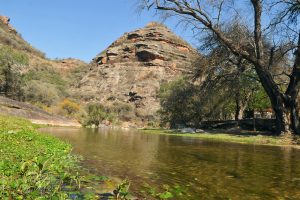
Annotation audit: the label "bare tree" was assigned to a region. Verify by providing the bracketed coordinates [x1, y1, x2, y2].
[141, 0, 300, 136]
[194, 22, 263, 121]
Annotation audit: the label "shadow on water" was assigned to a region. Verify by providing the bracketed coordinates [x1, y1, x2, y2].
[42, 127, 300, 200]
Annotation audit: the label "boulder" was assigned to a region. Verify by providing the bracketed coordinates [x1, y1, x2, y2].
[195, 129, 206, 133]
[181, 128, 196, 133]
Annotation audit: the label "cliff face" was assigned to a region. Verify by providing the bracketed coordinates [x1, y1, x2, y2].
[74, 22, 198, 126]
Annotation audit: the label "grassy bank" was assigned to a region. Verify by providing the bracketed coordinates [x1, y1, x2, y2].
[0, 115, 83, 199]
[141, 129, 300, 147]
[0, 115, 137, 199]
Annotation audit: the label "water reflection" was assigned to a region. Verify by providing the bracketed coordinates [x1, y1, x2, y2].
[42, 127, 300, 199]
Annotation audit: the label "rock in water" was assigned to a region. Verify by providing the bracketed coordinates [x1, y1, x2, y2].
[73, 22, 199, 126]
[195, 129, 206, 133]
[181, 128, 196, 133]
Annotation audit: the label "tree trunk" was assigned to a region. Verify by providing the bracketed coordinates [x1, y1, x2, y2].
[254, 65, 296, 136]
[273, 101, 292, 135]
[235, 89, 251, 121]
[282, 32, 300, 135]
[271, 94, 300, 136]
[235, 97, 247, 121]
[290, 98, 300, 134]
[235, 93, 241, 121]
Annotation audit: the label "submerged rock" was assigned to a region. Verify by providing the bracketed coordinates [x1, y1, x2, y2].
[181, 128, 196, 133]
[195, 129, 206, 133]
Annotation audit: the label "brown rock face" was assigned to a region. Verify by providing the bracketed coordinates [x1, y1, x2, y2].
[53, 58, 87, 73]
[0, 16, 17, 34]
[0, 16, 10, 25]
[0, 96, 80, 127]
[74, 22, 198, 125]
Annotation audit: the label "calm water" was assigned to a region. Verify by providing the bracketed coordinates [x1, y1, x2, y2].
[42, 127, 300, 199]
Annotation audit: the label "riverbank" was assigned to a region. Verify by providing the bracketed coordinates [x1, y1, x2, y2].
[0, 115, 83, 198]
[0, 114, 139, 199]
[141, 129, 300, 148]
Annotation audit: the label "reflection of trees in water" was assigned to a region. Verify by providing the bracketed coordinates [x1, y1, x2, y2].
[149, 139, 300, 199]
[81, 128, 161, 177]
[44, 128, 300, 199]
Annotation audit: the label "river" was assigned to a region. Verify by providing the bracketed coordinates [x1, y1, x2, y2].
[42, 127, 300, 199]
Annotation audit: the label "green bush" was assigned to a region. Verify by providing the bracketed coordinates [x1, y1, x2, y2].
[22, 64, 69, 107]
[23, 80, 61, 106]
[110, 101, 134, 121]
[0, 45, 28, 101]
[23, 63, 67, 90]
[59, 99, 81, 116]
[0, 45, 29, 66]
[158, 78, 202, 128]
[84, 103, 117, 127]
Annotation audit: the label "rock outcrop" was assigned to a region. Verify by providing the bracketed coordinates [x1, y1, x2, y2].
[0, 96, 80, 127]
[0, 16, 17, 34]
[73, 22, 199, 125]
[53, 58, 87, 73]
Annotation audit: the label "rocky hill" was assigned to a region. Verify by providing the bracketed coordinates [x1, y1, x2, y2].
[0, 15, 87, 125]
[0, 16, 87, 74]
[73, 22, 199, 126]
[0, 16, 199, 127]
[0, 16, 45, 58]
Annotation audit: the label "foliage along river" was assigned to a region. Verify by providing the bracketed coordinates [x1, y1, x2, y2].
[42, 127, 300, 199]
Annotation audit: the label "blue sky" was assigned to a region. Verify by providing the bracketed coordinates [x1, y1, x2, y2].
[0, 0, 195, 62]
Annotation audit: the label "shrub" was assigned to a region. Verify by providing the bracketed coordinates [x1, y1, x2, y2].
[110, 101, 134, 121]
[23, 64, 66, 87]
[0, 45, 29, 66]
[59, 99, 80, 116]
[0, 45, 28, 100]
[84, 103, 117, 127]
[158, 78, 202, 128]
[22, 63, 69, 107]
[23, 80, 60, 106]
[84, 103, 107, 126]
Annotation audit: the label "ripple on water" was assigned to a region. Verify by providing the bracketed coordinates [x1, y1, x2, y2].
[42, 127, 300, 200]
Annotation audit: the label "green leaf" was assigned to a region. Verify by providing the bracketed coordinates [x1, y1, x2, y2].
[159, 191, 174, 199]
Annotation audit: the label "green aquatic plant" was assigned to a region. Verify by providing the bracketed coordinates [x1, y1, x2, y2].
[113, 179, 131, 199]
[0, 115, 82, 198]
[142, 184, 176, 200]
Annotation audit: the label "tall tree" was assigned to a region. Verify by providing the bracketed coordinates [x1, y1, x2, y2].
[193, 22, 261, 121]
[141, 0, 300, 136]
[0, 46, 27, 101]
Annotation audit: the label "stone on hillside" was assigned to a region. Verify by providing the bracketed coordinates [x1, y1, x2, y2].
[0, 16, 17, 34]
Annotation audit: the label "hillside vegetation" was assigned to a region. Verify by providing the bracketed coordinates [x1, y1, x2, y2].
[0, 16, 88, 122]
[0, 16, 45, 58]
